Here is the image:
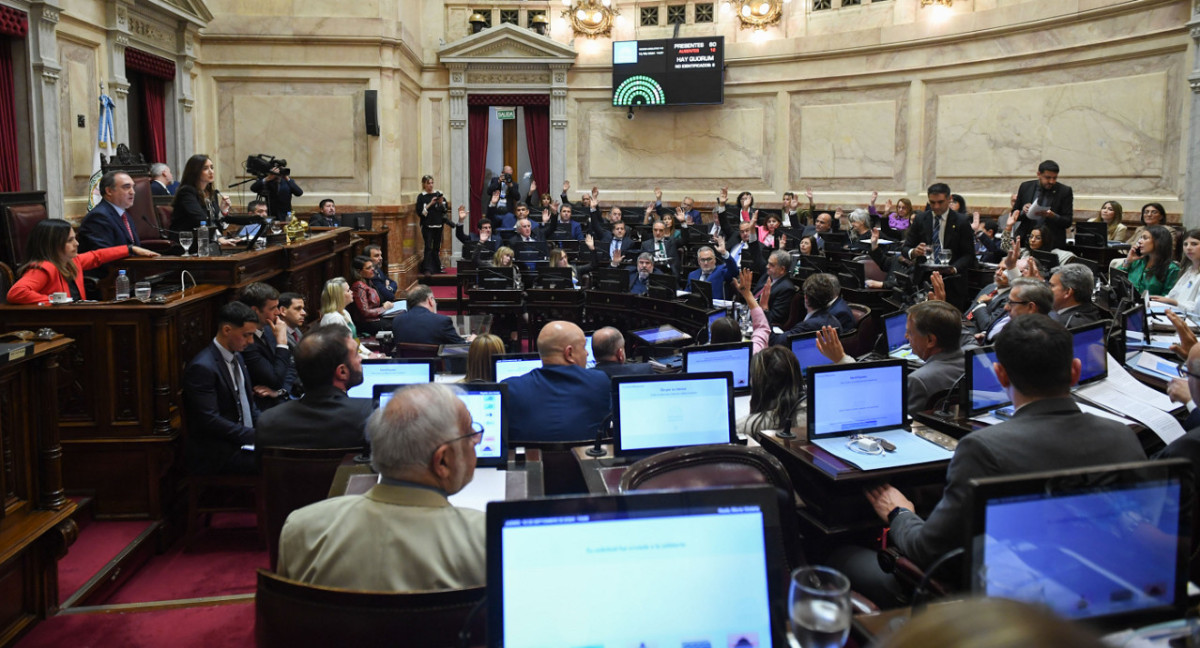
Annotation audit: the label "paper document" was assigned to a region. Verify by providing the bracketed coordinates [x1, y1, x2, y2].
[1127, 332, 1178, 351]
[1076, 402, 1134, 426]
[811, 429, 953, 471]
[448, 467, 508, 511]
[1131, 351, 1181, 381]
[1075, 357, 1185, 444]
[383, 302, 408, 316]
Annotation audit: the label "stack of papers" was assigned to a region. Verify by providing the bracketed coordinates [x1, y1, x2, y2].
[1075, 355, 1186, 445]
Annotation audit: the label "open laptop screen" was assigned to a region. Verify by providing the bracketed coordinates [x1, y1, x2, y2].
[494, 353, 541, 383]
[682, 342, 751, 392]
[789, 332, 829, 380]
[967, 460, 1191, 628]
[375, 383, 508, 468]
[487, 487, 785, 648]
[806, 360, 907, 439]
[965, 346, 1010, 416]
[884, 311, 908, 352]
[632, 324, 690, 344]
[1071, 320, 1108, 386]
[347, 359, 434, 399]
[613, 372, 735, 455]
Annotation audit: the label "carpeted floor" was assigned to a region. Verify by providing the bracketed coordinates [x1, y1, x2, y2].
[58, 520, 155, 605]
[16, 601, 255, 648]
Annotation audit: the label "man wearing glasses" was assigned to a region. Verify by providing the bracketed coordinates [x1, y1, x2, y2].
[276, 383, 487, 591]
[976, 277, 1052, 344]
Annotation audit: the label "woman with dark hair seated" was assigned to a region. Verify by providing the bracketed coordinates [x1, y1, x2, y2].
[735, 346, 804, 439]
[171, 154, 233, 240]
[348, 254, 394, 335]
[1121, 225, 1181, 296]
[7, 219, 158, 304]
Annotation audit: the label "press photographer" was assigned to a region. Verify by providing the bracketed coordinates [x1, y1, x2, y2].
[247, 154, 303, 220]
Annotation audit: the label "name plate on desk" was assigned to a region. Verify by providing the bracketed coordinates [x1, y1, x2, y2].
[0, 341, 34, 365]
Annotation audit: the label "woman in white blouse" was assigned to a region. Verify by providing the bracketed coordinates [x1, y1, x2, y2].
[1153, 229, 1200, 312]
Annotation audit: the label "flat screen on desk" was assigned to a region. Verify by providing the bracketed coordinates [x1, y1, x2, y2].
[884, 311, 908, 352]
[494, 353, 541, 383]
[965, 347, 1010, 416]
[806, 360, 907, 440]
[584, 334, 596, 369]
[1071, 320, 1108, 386]
[966, 460, 1190, 628]
[486, 486, 785, 648]
[612, 372, 735, 455]
[456, 383, 508, 468]
[347, 359, 434, 399]
[1125, 304, 1145, 336]
[708, 311, 728, 338]
[682, 342, 751, 392]
[611, 37, 724, 107]
[632, 324, 690, 344]
[789, 332, 829, 379]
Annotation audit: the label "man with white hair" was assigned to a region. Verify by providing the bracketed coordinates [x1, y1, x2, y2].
[846, 208, 874, 252]
[150, 163, 175, 196]
[276, 383, 486, 591]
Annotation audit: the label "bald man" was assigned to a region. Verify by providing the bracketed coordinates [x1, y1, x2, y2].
[502, 321, 612, 443]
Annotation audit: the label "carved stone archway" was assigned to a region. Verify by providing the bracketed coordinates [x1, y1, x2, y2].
[438, 23, 576, 216]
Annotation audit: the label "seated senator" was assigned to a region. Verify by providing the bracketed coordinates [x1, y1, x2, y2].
[1120, 225, 1180, 297]
[591, 326, 654, 379]
[778, 272, 854, 338]
[736, 346, 804, 439]
[276, 383, 486, 591]
[503, 321, 611, 443]
[686, 239, 739, 301]
[7, 219, 158, 304]
[256, 325, 374, 450]
[391, 284, 472, 346]
[349, 255, 394, 336]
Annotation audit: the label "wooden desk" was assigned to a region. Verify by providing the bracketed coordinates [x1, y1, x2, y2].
[571, 444, 629, 495]
[0, 337, 78, 646]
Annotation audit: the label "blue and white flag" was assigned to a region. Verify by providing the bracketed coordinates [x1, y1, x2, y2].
[87, 92, 116, 210]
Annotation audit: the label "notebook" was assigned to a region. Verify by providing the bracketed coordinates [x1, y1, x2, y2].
[966, 459, 1191, 631]
[682, 341, 752, 394]
[612, 372, 736, 457]
[373, 382, 508, 468]
[347, 359, 434, 399]
[493, 353, 541, 383]
[486, 486, 787, 648]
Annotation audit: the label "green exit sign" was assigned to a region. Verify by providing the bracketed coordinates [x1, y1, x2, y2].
[496, 107, 516, 120]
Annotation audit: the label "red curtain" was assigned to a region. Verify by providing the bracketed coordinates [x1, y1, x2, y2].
[0, 37, 18, 192]
[468, 105, 490, 231]
[141, 76, 166, 163]
[523, 105, 549, 205]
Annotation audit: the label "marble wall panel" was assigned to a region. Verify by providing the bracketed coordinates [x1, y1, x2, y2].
[798, 100, 897, 180]
[57, 39, 99, 197]
[232, 95, 356, 179]
[935, 72, 1168, 180]
[399, 87, 420, 191]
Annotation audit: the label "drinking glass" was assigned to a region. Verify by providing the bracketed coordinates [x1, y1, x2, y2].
[179, 232, 193, 257]
[788, 566, 851, 648]
[937, 250, 952, 266]
[134, 281, 152, 301]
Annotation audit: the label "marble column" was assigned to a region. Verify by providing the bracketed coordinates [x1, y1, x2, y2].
[173, 27, 199, 171]
[1187, 10, 1200, 229]
[26, 1, 64, 219]
[106, 2, 132, 150]
[549, 64, 569, 194]
[447, 64, 469, 222]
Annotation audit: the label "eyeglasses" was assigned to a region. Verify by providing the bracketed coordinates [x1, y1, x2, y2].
[1178, 364, 1200, 380]
[441, 422, 485, 448]
[1007, 298, 1030, 305]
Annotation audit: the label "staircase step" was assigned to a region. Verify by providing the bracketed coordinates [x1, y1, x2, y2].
[60, 520, 163, 609]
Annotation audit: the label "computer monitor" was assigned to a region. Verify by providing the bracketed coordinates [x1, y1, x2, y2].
[690, 278, 713, 309]
[347, 359, 434, 399]
[493, 353, 542, 383]
[966, 459, 1191, 630]
[806, 359, 907, 440]
[1074, 221, 1108, 246]
[478, 265, 517, 290]
[788, 331, 829, 380]
[1071, 320, 1108, 386]
[682, 341, 751, 393]
[453, 382, 508, 468]
[592, 268, 629, 292]
[963, 346, 1010, 417]
[647, 272, 677, 300]
[707, 310, 729, 341]
[883, 311, 908, 352]
[584, 334, 596, 369]
[611, 372, 736, 456]
[511, 240, 549, 263]
[486, 487, 787, 648]
[535, 266, 573, 290]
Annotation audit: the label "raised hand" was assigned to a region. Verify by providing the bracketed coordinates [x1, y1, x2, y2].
[778, 234, 787, 249]
[805, 188, 813, 201]
[870, 190, 878, 204]
[732, 267, 753, 297]
[529, 179, 537, 195]
[719, 186, 728, 203]
[585, 233, 595, 250]
[458, 205, 468, 224]
[591, 186, 599, 201]
[542, 208, 552, 225]
[971, 211, 982, 232]
[654, 186, 662, 201]
[928, 271, 946, 302]
[816, 325, 845, 363]
[490, 190, 500, 206]
[715, 235, 727, 254]
[741, 194, 752, 209]
[884, 198, 895, 213]
[611, 248, 624, 267]
[562, 180, 570, 193]
[759, 276, 772, 311]
[1166, 310, 1197, 360]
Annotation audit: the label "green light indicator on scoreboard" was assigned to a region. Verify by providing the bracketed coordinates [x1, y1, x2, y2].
[614, 75, 666, 106]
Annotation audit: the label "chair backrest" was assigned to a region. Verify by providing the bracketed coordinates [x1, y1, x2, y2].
[782, 291, 806, 331]
[0, 191, 49, 269]
[841, 303, 874, 357]
[255, 569, 486, 648]
[260, 446, 361, 570]
[0, 261, 12, 303]
[155, 204, 174, 231]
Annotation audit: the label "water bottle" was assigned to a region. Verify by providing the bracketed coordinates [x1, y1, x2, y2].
[196, 221, 209, 257]
[115, 270, 131, 300]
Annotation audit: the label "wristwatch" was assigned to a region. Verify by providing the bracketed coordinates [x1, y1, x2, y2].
[887, 506, 909, 525]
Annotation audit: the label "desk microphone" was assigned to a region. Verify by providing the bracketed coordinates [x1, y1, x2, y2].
[934, 372, 967, 419]
[585, 415, 612, 457]
[775, 399, 803, 440]
[140, 212, 183, 239]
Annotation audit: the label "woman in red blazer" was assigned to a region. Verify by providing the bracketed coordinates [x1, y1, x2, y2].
[7, 219, 158, 304]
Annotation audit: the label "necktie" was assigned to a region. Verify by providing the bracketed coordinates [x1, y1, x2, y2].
[931, 215, 943, 260]
[120, 212, 135, 243]
[611, 239, 619, 257]
[701, 272, 710, 282]
[228, 357, 254, 425]
[657, 240, 664, 256]
[289, 329, 301, 345]
[732, 244, 742, 265]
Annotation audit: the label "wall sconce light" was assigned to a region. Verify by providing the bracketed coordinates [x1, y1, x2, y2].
[561, 0, 619, 38]
[469, 11, 488, 34]
[723, 0, 784, 31]
[920, 0, 953, 6]
[531, 13, 550, 36]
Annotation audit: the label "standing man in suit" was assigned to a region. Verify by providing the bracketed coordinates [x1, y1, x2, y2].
[79, 171, 140, 254]
[753, 250, 797, 328]
[902, 182, 975, 308]
[256, 325, 373, 450]
[1013, 160, 1073, 251]
[238, 282, 298, 410]
[183, 302, 261, 475]
[150, 163, 175, 196]
[391, 284, 472, 346]
[416, 175, 449, 275]
[687, 239, 739, 301]
[728, 221, 766, 276]
[641, 221, 679, 273]
[591, 327, 654, 378]
[309, 199, 341, 227]
[250, 165, 303, 219]
[834, 315, 1146, 606]
[485, 166, 521, 215]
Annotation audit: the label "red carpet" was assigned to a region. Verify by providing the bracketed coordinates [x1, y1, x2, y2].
[16, 601, 255, 648]
[58, 520, 154, 605]
[431, 284, 457, 300]
[100, 514, 267, 605]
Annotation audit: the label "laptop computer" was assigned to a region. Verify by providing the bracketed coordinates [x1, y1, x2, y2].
[682, 341, 752, 394]
[612, 372, 737, 458]
[486, 486, 788, 648]
[346, 358, 434, 399]
[631, 324, 692, 346]
[493, 353, 541, 383]
[965, 459, 1192, 632]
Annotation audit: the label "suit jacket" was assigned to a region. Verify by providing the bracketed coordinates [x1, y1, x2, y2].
[753, 275, 797, 328]
[250, 177, 304, 219]
[503, 364, 612, 443]
[888, 397, 1146, 569]
[255, 385, 373, 449]
[727, 238, 767, 276]
[968, 283, 1011, 332]
[171, 185, 223, 234]
[151, 180, 174, 196]
[545, 218, 584, 241]
[183, 342, 259, 475]
[277, 483, 485, 591]
[369, 273, 398, 303]
[596, 232, 637, 264]
[6, 246, 126, 304]
[594, 360, 655, 379]
[906, 348, 965, 413]
[901, 210, 976, 277]
[241, 328, 298, 409]
[1013, 178, 1074, 249]
[485, 177, 521, 213]
[78, 200, 141, 253]
[391, 304, 466, 346]
[309, 214, 341, 228]
[641, 237, 680, 273]
[1054, 302, 1103, 329]
[687, 253, 739, 301]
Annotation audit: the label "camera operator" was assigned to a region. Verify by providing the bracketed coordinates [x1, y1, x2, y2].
[485, 165, 521, 215]
[250, 162, 303, 219]
[417, 175, 449, 275]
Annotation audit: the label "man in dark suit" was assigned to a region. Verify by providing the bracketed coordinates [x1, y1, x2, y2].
[365, 244, 398, 303]
[902, 182, 976, 309]
[250, 168, 304, 219]
[727, 221, 766, 276]
[503, 321, 611, 443]
[596, 221, 637, 265]
[278, 292, 307, 349]
[309, 199, 341, 227]
[256, 325, 373, 449]
[780, 273, 854, 337]
[79, 171, 141, 254]
[150, 163, 175, 196]
[800, 211, 835, 249]
[1013, 160, 1073, 251]
[640, 221, 679, 273]
[391, 284, 471, 346]
[545, 204, 584, 241]
[753, 250, 797, 328]
[1049, 263, 1102, 328]
[624, 252, 663, 295]
[837, 315, 1146, 606]
[238, 283, 299, 410]
[183, 302, 261, 475]
[485, 166, 521, 215]
[687, 238, 739, 301]
[591, 327, 654, 378]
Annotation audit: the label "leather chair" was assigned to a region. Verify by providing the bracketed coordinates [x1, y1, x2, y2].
[128, 175, 173, 252]
[0, 191, 48, 270]
[255, 569, 486, 648]
[0, 261, 13, 303]
[781, 291, 807, 331]
[393, 342, 443, 372]
[185, 473, 266, 551]
[840, 303, 873, 357]
[261, 446, 361, 571]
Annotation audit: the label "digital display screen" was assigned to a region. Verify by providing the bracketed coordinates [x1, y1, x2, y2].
[612, 37, 724, 107]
